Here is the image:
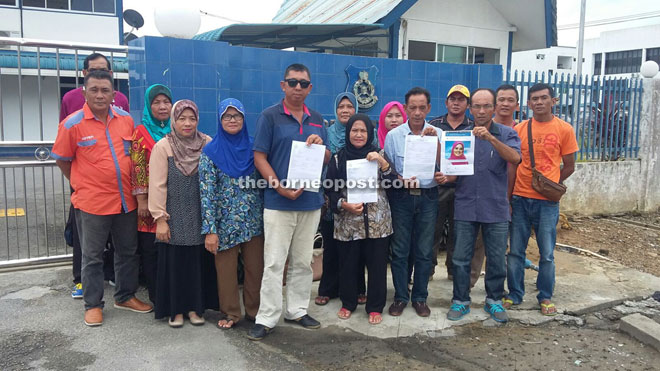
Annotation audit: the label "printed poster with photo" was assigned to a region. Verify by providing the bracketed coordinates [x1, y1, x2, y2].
[440, 130, 475, 176]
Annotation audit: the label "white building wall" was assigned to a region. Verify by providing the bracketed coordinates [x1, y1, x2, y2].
[399, 0, 512, 68]
[0, 8, 22, 37]
[0, 8, 119, 45]
[511, 46, 577, 76]
[1, 75, 60, 141]
[583, 24, 660, 78]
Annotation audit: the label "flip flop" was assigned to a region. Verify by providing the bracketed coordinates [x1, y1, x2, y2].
[540, 300, 558, 316]
[216, 317, 236, 329]
[315, 296, 330, 306]
[337, 307, 352, 320]
[368, 312, 382, 325]
[502, 297, 515, 309]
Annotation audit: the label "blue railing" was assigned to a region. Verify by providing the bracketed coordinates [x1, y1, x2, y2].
[506, 70, 643, 161]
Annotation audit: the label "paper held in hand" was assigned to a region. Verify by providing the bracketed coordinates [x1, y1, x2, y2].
[286, 141, 325, 192]
[346, 159, 379, 204]
[440, 130, 474, 176]
[402, 135, 438, 180]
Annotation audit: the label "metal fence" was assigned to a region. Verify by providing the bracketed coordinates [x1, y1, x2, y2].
[505, 70, 643, 161]
[0, 37, 128, 266]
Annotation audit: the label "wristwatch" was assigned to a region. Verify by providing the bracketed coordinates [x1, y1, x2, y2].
[338, 198, 346, 210]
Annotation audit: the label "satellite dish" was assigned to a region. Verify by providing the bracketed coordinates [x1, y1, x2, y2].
[123, 9, 144, 29]
[123, 32, 138, 45]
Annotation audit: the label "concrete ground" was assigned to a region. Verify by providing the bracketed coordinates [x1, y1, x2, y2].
[1, 249, 659, 370]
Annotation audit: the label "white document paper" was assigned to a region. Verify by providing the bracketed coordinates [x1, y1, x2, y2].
[440, 130, 475, 176]
[346, 159, 379, 204]
[402, 135, 438, 180]
[286, 141, 326, 192]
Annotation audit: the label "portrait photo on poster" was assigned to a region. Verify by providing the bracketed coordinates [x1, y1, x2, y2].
[441, 130, 475, 175]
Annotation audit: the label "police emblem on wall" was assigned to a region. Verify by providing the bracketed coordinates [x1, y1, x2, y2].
[345, 65, 379, 111]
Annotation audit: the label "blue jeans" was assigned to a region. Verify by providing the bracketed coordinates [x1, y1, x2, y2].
[389, 189, 438, 303]
[452, 221, 508, 304]
[507, 195, 559, 304]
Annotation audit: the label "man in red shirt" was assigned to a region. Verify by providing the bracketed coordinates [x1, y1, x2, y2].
[63, 53, 129, 299]
[53, 70, 151, 327]
[60, 53, 129, 120]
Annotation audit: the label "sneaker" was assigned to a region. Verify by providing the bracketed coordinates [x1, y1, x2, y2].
[71, 283, 83, 299]
[247, 324, 273, 341]
[284, 314, 321, 329]
[107, 279, 116, 287]
[484, 302, 509, 323]
[447, 303, 470, 321]
[114, 297, 153, 313]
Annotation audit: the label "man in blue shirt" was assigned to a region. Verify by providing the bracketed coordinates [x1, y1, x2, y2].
[441, 88, 521, 323]
[248, 64, 330, 341]
[384, 87, 443, 318]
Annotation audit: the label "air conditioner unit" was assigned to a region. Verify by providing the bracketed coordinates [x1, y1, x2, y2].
[0, 30, 21, 49]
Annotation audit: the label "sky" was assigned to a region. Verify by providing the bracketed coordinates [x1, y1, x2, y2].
[123, 0, 660, 47]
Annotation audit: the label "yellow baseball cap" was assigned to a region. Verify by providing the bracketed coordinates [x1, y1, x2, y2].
[447, 84, 470, 99]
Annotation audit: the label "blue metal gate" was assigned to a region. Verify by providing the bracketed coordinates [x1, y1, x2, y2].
[506, 71, 643, 161]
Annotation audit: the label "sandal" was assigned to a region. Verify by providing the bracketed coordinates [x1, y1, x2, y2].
[502, 297, 515, 309]
[357, 294, 367, 305]
[368, 312, 382, 325]
[540, 300, 558, 316]
[216, 317, 236, 329]
[315, 296, 330, 306]
[337, 307, 352, 320]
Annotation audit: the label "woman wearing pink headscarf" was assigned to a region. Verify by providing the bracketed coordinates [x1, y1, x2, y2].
[377, 101, 407, 148]
[448, 141, 469, 165]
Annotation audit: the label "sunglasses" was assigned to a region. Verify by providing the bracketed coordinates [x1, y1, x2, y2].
[284, 78, 311, 89]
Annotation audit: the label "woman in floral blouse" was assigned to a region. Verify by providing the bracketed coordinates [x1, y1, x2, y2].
[199, 98, 264, 330]
[325, 114, 396, 325]
[130, 84, 172, 304]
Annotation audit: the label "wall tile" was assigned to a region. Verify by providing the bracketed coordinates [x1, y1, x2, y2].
[194, 64, 218, 89]
[170, 87, 193, 101]
[192, 40, 216, 65]
[241, 69, 263, 92]
[144, 37, 170, 63]
[145, 62, 170, 87]
[241, 92, 263, 113]
[194, 88, 219, 113]
[411, 63, 426, 80]
[170, 38, 194, 64]
[130, 37, 500, 130]
[198, 111, 217, 136]
[170, 63, 193, 88]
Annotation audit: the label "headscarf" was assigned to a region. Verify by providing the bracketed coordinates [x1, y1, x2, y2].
[377, 101, 407, 148]
[449, 141, 468, 165]
[202, 98, 255, 178]
[141, 84, 173, 141]
[166, 100, 207, 176]
[336, 113, 378, 181]
[326, 92, 358, 154]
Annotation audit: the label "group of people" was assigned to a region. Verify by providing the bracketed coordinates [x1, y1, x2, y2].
[53, 55, 578, 340]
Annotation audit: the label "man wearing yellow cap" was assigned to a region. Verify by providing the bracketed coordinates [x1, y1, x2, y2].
[429, 85, 484, 286]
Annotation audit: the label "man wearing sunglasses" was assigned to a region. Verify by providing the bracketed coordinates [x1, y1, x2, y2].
[249, 63, 330, 341]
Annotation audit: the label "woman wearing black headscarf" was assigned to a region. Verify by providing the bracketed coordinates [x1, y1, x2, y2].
[325, 114, 397, 325]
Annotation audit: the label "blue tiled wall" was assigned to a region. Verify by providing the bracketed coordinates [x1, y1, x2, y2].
[128, 36, 503, 136]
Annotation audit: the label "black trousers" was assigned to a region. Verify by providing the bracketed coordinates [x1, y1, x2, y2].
[69, 205, 114, 284]
[318, 218, 366, 297]
[337, 236, 389, 313]
[137, 231, 158, 304]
